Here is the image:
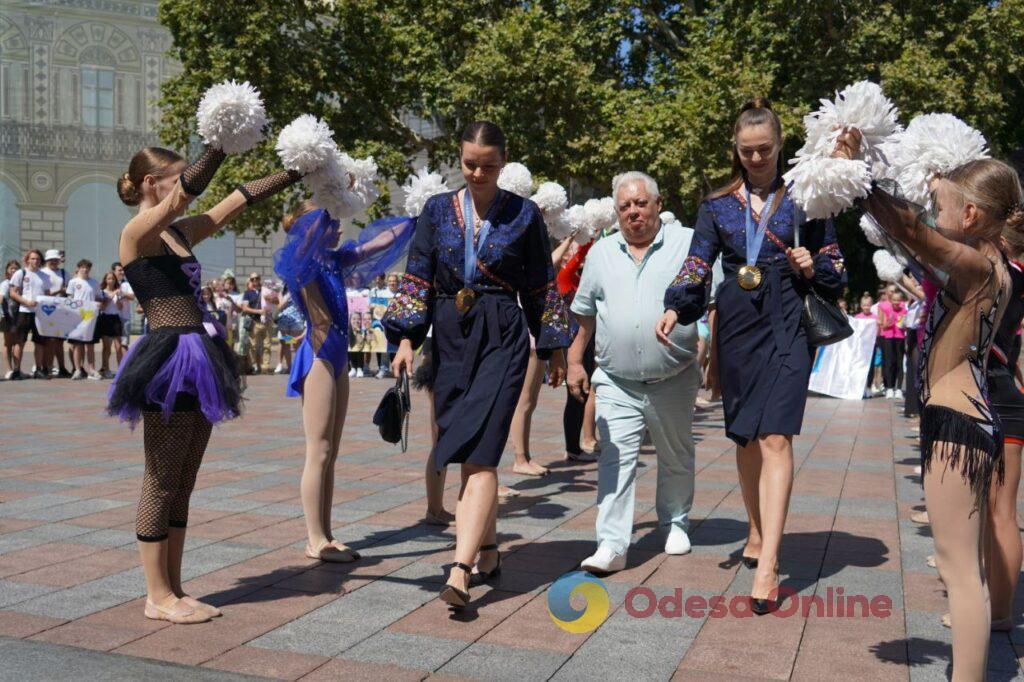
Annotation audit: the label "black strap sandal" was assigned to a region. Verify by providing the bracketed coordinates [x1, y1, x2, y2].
[469, 544, 502, 587]
[439, 561, 473, 609]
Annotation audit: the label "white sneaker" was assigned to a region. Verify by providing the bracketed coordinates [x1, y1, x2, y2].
[375, 368, 386, 379]
[356, 368, 364, 378]
[273, 363, 284, 374]
[71, 369, 86, 380]
[665, 526, 692, 555]
[885, 389, 894, 399]
[87, 372, 102, 381]
[895, 389, 904, 400]
[348, 367, 357, 378]
[3, 370, 13, 380]
[580, 545, 627, 574]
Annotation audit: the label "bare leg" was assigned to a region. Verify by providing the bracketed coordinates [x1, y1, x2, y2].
[986, 441, 1022, 624]
[424, 392, 452, 523]
[11, 335, 23, 372]
[300, 360, 340, 549]
[582, 389, 598, 451]
[752, 434, 793, 600]
[325, 370, 354, 552]
[446, 464, 498, 594]
[736, 441, 763, 561]
[101, 337, 112, 372]
[509, 352, 547, 475]
[925, 447, 989, 681]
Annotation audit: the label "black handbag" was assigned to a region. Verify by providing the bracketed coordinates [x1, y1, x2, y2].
[372, 369, 411, 450]
[794, 221, 853, 346]
[801, 285, 854, 346]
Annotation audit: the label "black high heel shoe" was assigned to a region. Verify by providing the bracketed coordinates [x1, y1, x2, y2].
[751, 596, 775, 615]
[742, 556, 758, 569]
[440, 562, 473, 609]
[469, 544, 501, 587]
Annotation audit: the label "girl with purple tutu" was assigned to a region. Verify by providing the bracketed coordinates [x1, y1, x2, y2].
[110, 143, 303, 625]
[274, 201, 413, 563]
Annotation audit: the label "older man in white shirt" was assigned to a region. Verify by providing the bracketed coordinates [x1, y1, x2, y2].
[567, 172, 701, 573]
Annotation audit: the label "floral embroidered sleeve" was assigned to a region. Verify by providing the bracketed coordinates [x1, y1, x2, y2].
[806, 217, 847, 297]
[664, 201, 720, 324]
[522, 203, 571, 358]
[382, 199, 437, 349]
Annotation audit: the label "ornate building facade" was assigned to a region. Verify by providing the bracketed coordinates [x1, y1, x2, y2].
[0, 0, 280, 281]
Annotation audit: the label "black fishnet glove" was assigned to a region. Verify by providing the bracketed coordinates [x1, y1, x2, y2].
[179, 146, 227, 197]
[237, 170, 303, 206]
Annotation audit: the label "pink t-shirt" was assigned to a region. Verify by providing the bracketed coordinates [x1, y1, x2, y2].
[877, 301, 907, 340]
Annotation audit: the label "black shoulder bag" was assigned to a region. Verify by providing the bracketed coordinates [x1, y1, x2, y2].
[372, 369, 411, 451]
[795, 222, 853, 346]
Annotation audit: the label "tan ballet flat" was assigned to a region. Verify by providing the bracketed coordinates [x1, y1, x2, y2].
[910, 511, 930, 524]
[182, 595, 222, 618]
[941, 613, 951, 628]
[144, 598, 211, 624]
[305, 540, 357, 563]
[926, 554, 937, 569]
[330, 539, 360, 559]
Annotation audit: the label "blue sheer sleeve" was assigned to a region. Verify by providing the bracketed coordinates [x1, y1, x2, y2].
[272, 209, 340, 296]
[330, 215, 415, 288]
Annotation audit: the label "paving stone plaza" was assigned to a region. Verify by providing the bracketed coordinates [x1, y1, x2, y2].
[0, 377, 1022, 680]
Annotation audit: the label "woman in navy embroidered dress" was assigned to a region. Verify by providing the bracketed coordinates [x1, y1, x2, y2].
[386, 121, 570, 608]
[656, 99, 846, 612]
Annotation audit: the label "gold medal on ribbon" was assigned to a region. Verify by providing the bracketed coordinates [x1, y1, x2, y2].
[455, 287, 477, 313]
[737, 264, 763, 291]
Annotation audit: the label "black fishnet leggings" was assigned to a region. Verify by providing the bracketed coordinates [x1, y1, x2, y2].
[136, 411, 213, 541]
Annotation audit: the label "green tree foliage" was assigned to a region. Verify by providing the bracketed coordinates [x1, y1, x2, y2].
[158, 0, 1024, 291]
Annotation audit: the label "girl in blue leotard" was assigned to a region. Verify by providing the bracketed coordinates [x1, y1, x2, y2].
[274, 201, 413, 562]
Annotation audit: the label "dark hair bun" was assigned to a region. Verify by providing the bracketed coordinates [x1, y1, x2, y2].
[117, 172, 141, 206]
[741, 97, 773, 113]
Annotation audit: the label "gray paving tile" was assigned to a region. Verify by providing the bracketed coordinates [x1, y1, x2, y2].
[0, 580, 61, 608]
[438, 642, 568, 681]
[342, 630, 468, 670]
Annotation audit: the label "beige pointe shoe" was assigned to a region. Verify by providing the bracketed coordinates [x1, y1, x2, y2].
[144, 598, 211, 624]
[330, 539, 361, 559]
[910, 510, 930, 524]
[926, 554, 937, 569]
[181, 595, 222, 618]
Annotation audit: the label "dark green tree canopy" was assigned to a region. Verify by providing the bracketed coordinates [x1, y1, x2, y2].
[158, 0, 1024, 292]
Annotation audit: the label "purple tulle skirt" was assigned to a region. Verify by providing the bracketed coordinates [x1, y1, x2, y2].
[107, 325, 242, 427]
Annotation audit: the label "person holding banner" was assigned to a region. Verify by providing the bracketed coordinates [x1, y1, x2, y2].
[273, 200, 413, 563]
[386, 121, 570, 609]
[65, 259, 102, 380]
[97, 271, 125, 375]
[656, 99, 847, 613]
[1, 260, 20, 379]
[9, 249, 53, 380]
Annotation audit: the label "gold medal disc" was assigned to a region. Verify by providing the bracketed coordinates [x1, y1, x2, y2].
[455, 288, 477, 313]
[737, 265, 763, 291]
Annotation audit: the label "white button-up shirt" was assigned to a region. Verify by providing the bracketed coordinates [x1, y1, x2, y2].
[571, 223, 698, 382]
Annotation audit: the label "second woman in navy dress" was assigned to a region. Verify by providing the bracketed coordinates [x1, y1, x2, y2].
[657, 99, 847, 612]
[386, 121, 570, 608]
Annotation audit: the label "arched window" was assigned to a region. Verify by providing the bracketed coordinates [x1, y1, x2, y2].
[80, 46, 116, 129]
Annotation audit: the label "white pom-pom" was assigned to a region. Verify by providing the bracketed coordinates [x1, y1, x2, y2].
[546, 208, 572, 240]
[860, 214, 885, 247]
[498, 163, 533, 198]
[531, 181, 567, 215]
[195, 80, 267, 154]
[873, 249, 904, 283]
[660, 211, 682, 231]
[402, 167, 449, 217]
[784, 156, 872, 220]
[578, 197, 617, 244]
[796, 81, 901, 171]
[276, 115, 337, 175]
[563, 204, 587, 238]
[879, 113, 989, 207]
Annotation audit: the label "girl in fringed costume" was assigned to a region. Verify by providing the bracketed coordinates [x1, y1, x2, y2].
[789, 86, 1023, 678]
[108, 81, 314, 624]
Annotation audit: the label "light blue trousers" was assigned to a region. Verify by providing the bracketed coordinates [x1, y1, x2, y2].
[593, 363, 700, 555]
